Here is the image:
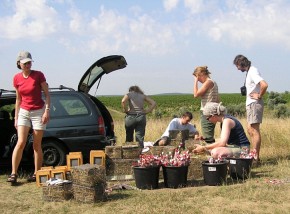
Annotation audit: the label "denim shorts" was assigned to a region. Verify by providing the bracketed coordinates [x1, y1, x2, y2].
[18, 107, 46, 130]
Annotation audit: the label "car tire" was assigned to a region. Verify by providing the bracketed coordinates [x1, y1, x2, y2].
[42, 141, 67, 166]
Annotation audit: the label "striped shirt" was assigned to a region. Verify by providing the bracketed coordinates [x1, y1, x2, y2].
[201, 79, 219, 110]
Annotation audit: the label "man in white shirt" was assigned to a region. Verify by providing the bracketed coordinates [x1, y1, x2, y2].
[233, 55, 268, 162]
[155, 112, 201, 146]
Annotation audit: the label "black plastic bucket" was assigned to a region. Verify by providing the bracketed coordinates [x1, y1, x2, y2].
[202, 161, 228, 186]
[227, 157, 253, 179]
[133, 166, 160, 189]
[162, 165, 188, 188]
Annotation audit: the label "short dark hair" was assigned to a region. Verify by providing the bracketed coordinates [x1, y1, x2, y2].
[182, 111, 193, 120]
[233, 55, 251, 68]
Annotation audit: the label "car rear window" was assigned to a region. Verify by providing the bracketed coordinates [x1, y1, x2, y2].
[50, 94, 89, 118]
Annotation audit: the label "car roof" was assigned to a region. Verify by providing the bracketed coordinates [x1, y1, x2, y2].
[78, 55, 127, 93]
[0, 89, 16, 106]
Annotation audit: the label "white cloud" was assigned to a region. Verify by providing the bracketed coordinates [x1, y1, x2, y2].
[0, 0, 59, 40]
[184, 0, 203, 14]
[68, 9, 84, 34]
[78, 6, 176, 55]
[163, 0, 179, 12]
[2, 0, 290, 53]
[182, 0, 290, 49]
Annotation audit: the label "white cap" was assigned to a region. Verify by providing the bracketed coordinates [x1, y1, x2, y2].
[17, 51, 33, 64]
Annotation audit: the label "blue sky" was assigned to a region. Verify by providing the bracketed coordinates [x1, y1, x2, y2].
[0, 0, 289, 95]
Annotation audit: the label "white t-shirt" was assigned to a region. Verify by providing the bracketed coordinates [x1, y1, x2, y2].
[161, 118, 197, 137]
[246, 66, 264, 106]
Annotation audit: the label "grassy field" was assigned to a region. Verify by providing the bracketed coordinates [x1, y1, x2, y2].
[1, 94, 290, 214]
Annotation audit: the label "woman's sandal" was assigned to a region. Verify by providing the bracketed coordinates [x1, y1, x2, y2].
[7, 174, 18, 183]
[27, 174, 36, 182]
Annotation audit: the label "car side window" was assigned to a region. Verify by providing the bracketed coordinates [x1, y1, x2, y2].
[50, 94, 89, 118]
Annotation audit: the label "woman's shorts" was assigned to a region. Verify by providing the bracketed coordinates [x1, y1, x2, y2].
[18, 107, 46, 130]
[227, 144, 250, 157]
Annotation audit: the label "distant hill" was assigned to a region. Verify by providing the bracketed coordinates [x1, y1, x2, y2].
[151, 92, 191, 96]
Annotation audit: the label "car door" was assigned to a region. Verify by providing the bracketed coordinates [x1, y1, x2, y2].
[78, 55, 127, 93]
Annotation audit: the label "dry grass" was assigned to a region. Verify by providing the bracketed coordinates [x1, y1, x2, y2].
[0, 115, 290, 214]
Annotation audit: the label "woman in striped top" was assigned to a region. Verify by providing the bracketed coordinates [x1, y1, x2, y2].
[193, 66, 220, 143]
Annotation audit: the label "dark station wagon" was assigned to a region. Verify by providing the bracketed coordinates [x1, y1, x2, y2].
[0, 55, 127, 167]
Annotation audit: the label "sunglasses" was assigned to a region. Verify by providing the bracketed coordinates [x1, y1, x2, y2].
[206, 115, 213, 120]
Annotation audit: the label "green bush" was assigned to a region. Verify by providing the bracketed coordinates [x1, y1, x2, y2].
[226, 103, 246, 117]
[273, 104, 290, 118]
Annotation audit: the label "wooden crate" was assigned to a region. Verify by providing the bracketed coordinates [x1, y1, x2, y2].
[90, 150, 106, 166]
[73, 183, 107, 203]
[51, 168, 66, 180]
[122, 145, 141, 159]
[36, 169, 51, 187]
[66, 152, 83, 170]
[105, 146, 122, 159]
[42, 182, 73, 202]
[55, 165, 68, 170]
[41, 166, 53, 170]
[71, 164, 106, 187]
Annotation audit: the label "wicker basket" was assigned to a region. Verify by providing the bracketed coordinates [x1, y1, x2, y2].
[168, 140, 181, 147]
[169, 130, 189, 141]
[73, 183, 107, 203]
[106, 158, 136, 176]
[148, 146, 176, 156]
[122, 145, 141, 159]
[105, 146, 122, 159]
[187, 155, 208, 180]
[66, 171, 72, 181]
[185, 139, 201, 152]
[71, 164, 106, 187]
[42, 182, 73, 202]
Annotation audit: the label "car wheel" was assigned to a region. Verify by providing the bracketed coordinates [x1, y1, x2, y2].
[42, 141, 67, 166]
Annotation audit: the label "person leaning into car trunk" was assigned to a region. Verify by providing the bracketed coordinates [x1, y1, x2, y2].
[7, 51, 50, 184]
[121, 85, 156, 148]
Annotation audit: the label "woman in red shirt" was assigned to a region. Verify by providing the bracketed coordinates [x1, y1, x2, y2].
[7, 51, 50, 184]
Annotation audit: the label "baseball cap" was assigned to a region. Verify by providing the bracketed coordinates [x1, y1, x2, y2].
[17, 51, 33, 64]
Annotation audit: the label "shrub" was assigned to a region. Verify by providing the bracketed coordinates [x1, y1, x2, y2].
[226, 103, 246, 117]
[273, 104, 290, 118]
[267, 92, 287, 110]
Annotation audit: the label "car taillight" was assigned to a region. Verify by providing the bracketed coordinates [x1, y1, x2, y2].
[98, 116, 105, 135]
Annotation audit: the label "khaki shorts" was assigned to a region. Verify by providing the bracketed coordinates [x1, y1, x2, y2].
[18, 107, 46, 130]
[227, 145, 250, 157]
[246, 100, 264, 124]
